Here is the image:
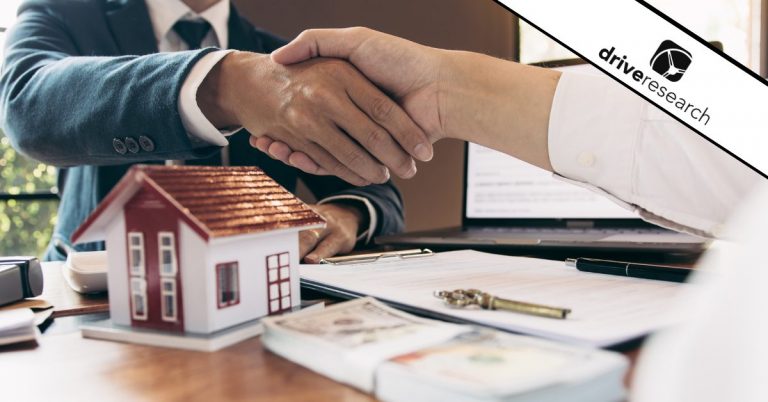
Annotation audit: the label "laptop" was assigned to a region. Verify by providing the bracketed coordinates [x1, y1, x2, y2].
[376, 60, 708, 253]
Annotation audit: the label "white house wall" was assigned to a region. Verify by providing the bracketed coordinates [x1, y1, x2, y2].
[179, 222, 210, 334]
[205, 231, 301, 333]
[104, 210, 130, 326]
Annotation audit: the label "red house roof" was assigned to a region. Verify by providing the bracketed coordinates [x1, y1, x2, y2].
[71, 165, 325, 244]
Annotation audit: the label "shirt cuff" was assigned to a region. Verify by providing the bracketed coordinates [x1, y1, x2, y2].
[548, 71, 644, 203]
[318, 195, 378, 244]
[547, 72, 720, 238]
[178, 49, 241, 147]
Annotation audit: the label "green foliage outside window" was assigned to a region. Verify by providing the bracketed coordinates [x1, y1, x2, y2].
[0, 133, 59, 257]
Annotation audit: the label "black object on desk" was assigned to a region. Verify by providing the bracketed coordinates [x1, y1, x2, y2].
[0, 257, 44, 305]
[566, 257, 692, 283]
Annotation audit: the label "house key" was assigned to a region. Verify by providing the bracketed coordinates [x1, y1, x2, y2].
[433, 289, 571, 319]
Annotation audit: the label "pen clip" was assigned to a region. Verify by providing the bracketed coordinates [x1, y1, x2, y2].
[320, 249, 434, 265]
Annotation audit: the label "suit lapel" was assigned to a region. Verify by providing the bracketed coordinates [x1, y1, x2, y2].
[105, 0, 158, 55]
[227, 5, 259, 52]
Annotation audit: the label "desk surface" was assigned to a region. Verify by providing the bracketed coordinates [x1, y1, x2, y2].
[37, 262, 109, 317]
[0, 325, 374, 402]
[0, 259, 642, 401]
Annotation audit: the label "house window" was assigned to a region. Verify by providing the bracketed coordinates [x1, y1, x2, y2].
[160, 278, 177, 322]
[127, 232, 144, 276]
[157, 232, 177, 276]
[266, 252, 291, 314]
[216, 262, 240, 308]
[130, 277, 148, 320]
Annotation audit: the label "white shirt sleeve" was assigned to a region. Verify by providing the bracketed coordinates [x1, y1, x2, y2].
[548, 72, 761, 238]
[178, 50, 240, 146]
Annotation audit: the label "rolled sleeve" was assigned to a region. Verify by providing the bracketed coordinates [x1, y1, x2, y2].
[178, 49, 239, 147]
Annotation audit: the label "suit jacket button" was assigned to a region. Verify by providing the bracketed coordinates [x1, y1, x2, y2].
[124, 137, 140, 153]
[138, 135, 155, 152]
[113, 138, 127, 155]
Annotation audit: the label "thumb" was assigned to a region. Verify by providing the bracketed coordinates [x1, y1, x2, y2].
[271, 27, 370, 65]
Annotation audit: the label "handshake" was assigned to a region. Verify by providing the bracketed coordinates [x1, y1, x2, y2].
[200, 27, 562, 184]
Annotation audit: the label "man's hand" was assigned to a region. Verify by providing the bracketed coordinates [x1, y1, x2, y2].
[266, 27, 560, 173]
[198, 52, 434, 186]
[261, 28, 447, 175]
[300, 203, 364, 263]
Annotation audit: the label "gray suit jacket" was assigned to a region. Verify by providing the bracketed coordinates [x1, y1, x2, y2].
[0, 0, 404, 260]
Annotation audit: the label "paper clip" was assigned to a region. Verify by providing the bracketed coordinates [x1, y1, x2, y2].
[320, 249, 434, 265]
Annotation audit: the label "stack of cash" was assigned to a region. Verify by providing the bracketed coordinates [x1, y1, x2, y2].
[262, 298, 627, 402]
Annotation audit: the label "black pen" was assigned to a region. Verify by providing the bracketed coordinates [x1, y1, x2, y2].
[565, 257, 692, 283]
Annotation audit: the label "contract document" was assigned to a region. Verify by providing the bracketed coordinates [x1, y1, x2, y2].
[300, 250, 691, 347]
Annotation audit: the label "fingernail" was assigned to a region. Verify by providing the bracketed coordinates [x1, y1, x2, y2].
[405, 159, 419, 178]
[306, 253, 319, 262]
[414, 143, 433, 162]
[383, 168, 391, 181]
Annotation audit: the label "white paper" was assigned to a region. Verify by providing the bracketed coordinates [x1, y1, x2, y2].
[301, 250, 690, 347]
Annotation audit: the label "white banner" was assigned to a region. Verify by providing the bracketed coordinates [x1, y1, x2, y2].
[499, 0, 768, 177]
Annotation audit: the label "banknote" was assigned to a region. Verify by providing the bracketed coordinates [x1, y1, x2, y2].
[271, 298, 436, 348]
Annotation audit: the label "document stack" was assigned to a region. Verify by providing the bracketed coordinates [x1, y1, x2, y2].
[262, 298, 627, 402]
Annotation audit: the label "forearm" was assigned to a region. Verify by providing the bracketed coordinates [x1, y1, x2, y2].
[438, 51, 561, 171]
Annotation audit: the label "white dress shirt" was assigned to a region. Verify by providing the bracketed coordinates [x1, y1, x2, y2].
[549, 71, 767, 401]
[548, 72, 761, 238]
[143, 0, 377, 243]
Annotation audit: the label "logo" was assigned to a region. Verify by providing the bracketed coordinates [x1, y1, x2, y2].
[649, 40, 692, 82]
[598, 45, 711, 126]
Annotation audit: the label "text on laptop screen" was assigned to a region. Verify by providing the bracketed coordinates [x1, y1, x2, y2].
[465, 144, 636, 219]
[464, 62, 637, 220]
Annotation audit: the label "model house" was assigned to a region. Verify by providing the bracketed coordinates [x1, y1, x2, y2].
[71, 165, 325, 334]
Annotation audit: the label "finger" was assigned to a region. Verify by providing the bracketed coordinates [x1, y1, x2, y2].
[304, 232, 351, 264]
[253, 127, 370, 185]
[272, 27, 373, 65]
[267, 141, 293, 164]
[303, 141, 371, 186]
[346, 80, 433, 163]
[334, 103, 416, 179]
[299, 229, 325, 259]
[250, 136, 274, 153]
[311, 121, 390, 184]
[287, 151, 330, 175]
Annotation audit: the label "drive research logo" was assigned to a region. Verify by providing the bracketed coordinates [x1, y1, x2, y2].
[598, 45, 711, 127]
[650, 40, 692, 82]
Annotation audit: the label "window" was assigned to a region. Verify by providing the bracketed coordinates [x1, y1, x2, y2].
[160, 278, 177, 322]
[157, 232, 177, 276]
[0, 0, 59, 257]
[266, 252, 291, 314]
[216, 262, 240, 308]
[130, 277, 148, 320]
[128, 232, 145, 276]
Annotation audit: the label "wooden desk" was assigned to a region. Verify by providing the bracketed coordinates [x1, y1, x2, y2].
[38, 262, 110, 317]
[0, 325, 374, 402]
[0, 259, 642, 401]
[0, 262, 109, 318]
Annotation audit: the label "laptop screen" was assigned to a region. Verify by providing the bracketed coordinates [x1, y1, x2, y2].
[464, 62, 637, 221]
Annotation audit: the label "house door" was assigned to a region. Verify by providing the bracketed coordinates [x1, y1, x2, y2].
[266, 252, 291, 314]
[124, 186, 184, 332]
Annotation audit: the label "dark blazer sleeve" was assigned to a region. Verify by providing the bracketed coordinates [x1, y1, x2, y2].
[0, 2, 220, 166]
[301, 174, 405, 237]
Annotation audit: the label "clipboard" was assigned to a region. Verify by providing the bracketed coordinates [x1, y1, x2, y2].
[319, 248, 434, 265]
